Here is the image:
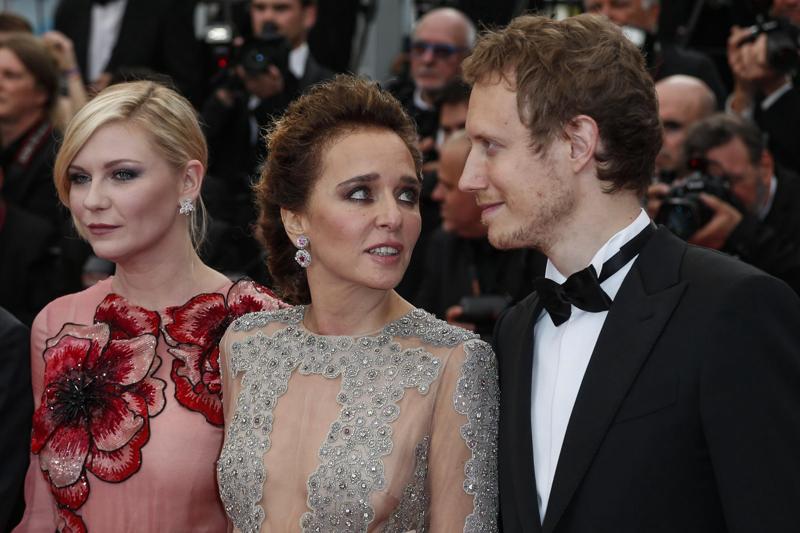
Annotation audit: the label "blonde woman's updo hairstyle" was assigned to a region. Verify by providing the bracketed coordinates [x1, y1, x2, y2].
[54, 81, 209, 248]
[255, 74, 422, 305]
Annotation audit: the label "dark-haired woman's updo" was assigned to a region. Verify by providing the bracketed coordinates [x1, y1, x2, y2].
[254, 75, 422, 305]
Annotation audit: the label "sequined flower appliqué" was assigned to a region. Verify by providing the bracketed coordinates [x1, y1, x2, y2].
[162, 279, 286, 426]
[30, 298, 166, 532]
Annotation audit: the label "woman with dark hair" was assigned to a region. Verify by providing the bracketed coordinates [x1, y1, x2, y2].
[15, 81, 285, 532]
[217, 75, 499, 532]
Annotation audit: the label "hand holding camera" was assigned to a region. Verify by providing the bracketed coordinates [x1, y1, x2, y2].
[654, 159, 745, 246]
[237, 64, 285, 100]
[686, 193, 744, 250]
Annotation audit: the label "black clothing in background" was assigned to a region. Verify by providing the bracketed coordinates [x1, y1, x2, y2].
[0, 120, 86, 299]
[395, 167, 440, 302]
[754, 86, 800, 174]
[0, 204, 61, 326]
[725, 166, 800, 294]
[0, 120, 61, 230]
[642, 34, 728, 107]
[386, 77, 439, 150]
[308, 0, 360, 73]
[495, 227, 800, 532]
[413, 227, 544, 321]
[54, 0, 203, 104]
[0, 307, 32, 533]
[201, 54, 333, 279]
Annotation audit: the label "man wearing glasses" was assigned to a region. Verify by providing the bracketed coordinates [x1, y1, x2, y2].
[389, 7, 476, 160]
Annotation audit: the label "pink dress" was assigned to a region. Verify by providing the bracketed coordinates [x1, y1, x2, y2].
[14, 277, 286, 533]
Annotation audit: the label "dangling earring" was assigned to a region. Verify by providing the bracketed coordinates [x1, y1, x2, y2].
[294, 235, 311, 268]
[179, 198, 194, 216]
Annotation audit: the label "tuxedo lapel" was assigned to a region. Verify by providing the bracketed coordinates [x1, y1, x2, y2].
[501, 294, 543, 533]
[541, 229, 688, 533]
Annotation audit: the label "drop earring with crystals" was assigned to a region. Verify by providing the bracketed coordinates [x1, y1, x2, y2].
[179, 198, 194, 216]
[294, 235, 311, 268]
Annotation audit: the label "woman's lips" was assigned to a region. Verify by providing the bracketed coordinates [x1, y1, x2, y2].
[87, 224, 120, 236]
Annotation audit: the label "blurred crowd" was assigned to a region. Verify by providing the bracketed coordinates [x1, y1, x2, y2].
[0, 0, 799, 338]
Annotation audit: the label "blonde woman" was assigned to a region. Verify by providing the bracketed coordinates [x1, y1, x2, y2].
[15, 81, 285, 532]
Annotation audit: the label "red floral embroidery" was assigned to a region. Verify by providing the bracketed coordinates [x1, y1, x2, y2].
[30, 298, 165, 529]
[57, 507, 87, 533]
[163, 279, 286, 425]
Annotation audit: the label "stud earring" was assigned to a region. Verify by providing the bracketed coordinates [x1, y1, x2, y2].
[294, 235, 311, 268]
[179, 198, 194, 216]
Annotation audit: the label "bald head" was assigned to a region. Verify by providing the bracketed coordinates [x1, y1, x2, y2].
[431, 130, 485, 238]
[655, 75, 716, 175]
[410, 8, 476, 103]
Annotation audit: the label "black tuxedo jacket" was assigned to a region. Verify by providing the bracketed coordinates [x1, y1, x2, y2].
[54, 0, 202, 102]
[0, 307, 32, 532]
[494, 228, 800, 533]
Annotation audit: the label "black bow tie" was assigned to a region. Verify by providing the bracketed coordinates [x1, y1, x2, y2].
[533, 223, 655, 327]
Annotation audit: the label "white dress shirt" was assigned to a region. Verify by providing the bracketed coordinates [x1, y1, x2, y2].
[88, 0, 128, 82]
[531, 209, 651, 520]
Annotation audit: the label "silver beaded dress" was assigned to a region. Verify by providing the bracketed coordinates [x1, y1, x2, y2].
[217, 306, 499, 532]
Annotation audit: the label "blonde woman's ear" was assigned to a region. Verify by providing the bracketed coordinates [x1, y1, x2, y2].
[181, 160, 204, 200]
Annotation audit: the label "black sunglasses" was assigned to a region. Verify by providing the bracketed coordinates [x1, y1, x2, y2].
[409, 40, 466, 60]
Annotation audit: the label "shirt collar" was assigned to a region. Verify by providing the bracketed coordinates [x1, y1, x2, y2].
[545, 208, 651, 286]
[758, 175, 778, 221]
[413, 86, 435, 111]
[289, 42, 309, 80]
[761, 79, 793, 111]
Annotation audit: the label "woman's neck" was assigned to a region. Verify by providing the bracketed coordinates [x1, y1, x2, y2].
[111, 246, 227, 310]
[303, 283, 412, 336]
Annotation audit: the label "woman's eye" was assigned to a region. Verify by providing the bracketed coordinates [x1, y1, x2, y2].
[112, 169, 139, 181]
[347, 187, 370, 201]
[398, 188, 420, 204]
[68, 172, 90, 184]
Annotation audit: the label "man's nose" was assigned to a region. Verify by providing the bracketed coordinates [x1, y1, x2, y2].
[459, 148, 484, 192]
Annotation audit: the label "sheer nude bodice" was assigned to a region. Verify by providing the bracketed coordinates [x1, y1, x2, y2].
[217, 306, 499, 532]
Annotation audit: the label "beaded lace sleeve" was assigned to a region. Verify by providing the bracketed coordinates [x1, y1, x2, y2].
[454, 338, 499, 531]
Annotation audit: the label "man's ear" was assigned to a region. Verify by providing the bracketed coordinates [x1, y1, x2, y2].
[759, 149, 774, 186]
[564, 115, 599, 173]
[280, 207, 308, 243]
[302, 4, 317, 32]
[180, 160, 204, 201]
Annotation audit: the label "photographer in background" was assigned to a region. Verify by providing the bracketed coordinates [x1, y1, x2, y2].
[413, 131, 543, 339]
[727, 0, 800, 173]
[660, 113, 800, 293]
[201, 0, 333, 277]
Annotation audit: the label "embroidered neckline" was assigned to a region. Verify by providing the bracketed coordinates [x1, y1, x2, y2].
[219, 308, 498, 533]
[30, 278, 286, 532]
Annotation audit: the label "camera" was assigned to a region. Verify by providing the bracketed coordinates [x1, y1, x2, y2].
[204, 20, 290, 81]
[655, 159, 741, 240]
[738, 16, 799, 73]
[237, 22, 290, 76]
[457, 294, 512, 336]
